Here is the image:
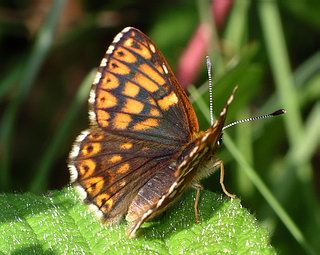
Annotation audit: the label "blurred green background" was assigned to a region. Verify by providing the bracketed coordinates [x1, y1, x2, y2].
[0, 0, 319, 254]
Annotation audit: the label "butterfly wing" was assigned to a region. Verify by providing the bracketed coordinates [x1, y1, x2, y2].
[89, 27, 199, 145]
[69, 27, 200, 226]
[69, 128, 178, 224]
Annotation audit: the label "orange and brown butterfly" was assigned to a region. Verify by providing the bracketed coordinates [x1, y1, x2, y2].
[68, 27, 239, 238]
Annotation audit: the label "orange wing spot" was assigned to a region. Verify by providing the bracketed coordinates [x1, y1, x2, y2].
[95, 193, 111, 208]
[123, 81, 140, 97]
[123, 38, 134, 47]
[157, 92, 179, 111]
[97, 110, 110, 127]
[150, 108, 160, 117]
[113, 113, 132, 129]
[114, 47, 137, 63]
[120, 143, 133, 150]
[148, 97, 156, 106]
[81, 143, 101, 157]
[139, 63, 165, 85]
[78, 159, 96, 178]
[109, 154, 122, 163]
[96, 90, 117, 108]
[108, 59, 130, 75]
[122, 98, 144, 114]
[124, 39, 152, 60]
[88, 132, 105, 141]
[155, 64, 164, 74]
[133, 72, 159, 93]
[83, 176, 104, 197]
[103, 199, 114, 212]
[133, 118, 159, 131]
[117, 163, 130, 174]
[100, 73, 119, 90]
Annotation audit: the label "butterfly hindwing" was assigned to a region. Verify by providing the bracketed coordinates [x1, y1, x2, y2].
[68, 128, 181, 224]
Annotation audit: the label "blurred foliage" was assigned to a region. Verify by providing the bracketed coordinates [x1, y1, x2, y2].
[0, 0, 319, 254]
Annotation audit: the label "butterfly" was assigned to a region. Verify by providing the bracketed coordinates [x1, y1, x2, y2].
[68, 27, 237, 238]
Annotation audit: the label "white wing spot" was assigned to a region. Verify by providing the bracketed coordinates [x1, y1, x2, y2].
[68, 164, 78, 183]
[88, 89, 96, 104]
[149, 44, 156, 53]
[76, 130, 90, 142]
[100, 57, 108, 66]
[162, 64, 168, 74]
[93, 72, 102, 85]
[122, 27, 132, 33]
[106, 45, 115, 55]
[88, 204, 104, 219]
[74, 184, 87, 200]
[89, 111, 97, 123]
[69, 145, 80, 159]
[113, 32, 124, 43]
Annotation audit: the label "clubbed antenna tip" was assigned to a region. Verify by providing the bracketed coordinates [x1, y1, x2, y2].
[271, 109, 286, 116]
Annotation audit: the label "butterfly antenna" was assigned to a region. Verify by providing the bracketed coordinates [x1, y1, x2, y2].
[206, 56, 214, 126]
[222, 109, 286, 131]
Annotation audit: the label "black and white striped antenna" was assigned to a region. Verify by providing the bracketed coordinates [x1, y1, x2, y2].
[206, 56, 214, 126]
[222, 109, 286, 131]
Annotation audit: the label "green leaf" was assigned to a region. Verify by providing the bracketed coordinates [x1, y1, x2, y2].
[0, 188, 275, 254]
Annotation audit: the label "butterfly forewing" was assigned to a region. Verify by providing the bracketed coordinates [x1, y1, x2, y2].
[90, 27, 199, 145]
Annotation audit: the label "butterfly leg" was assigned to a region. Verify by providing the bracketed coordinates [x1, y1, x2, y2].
[192, 183, 203, 224]
[217, 160, 236, 199]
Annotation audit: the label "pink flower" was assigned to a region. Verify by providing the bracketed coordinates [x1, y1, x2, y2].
[177, 0, 233, 88]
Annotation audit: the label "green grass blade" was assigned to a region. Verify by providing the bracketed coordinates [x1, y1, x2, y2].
[258, 1, 304, 143]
